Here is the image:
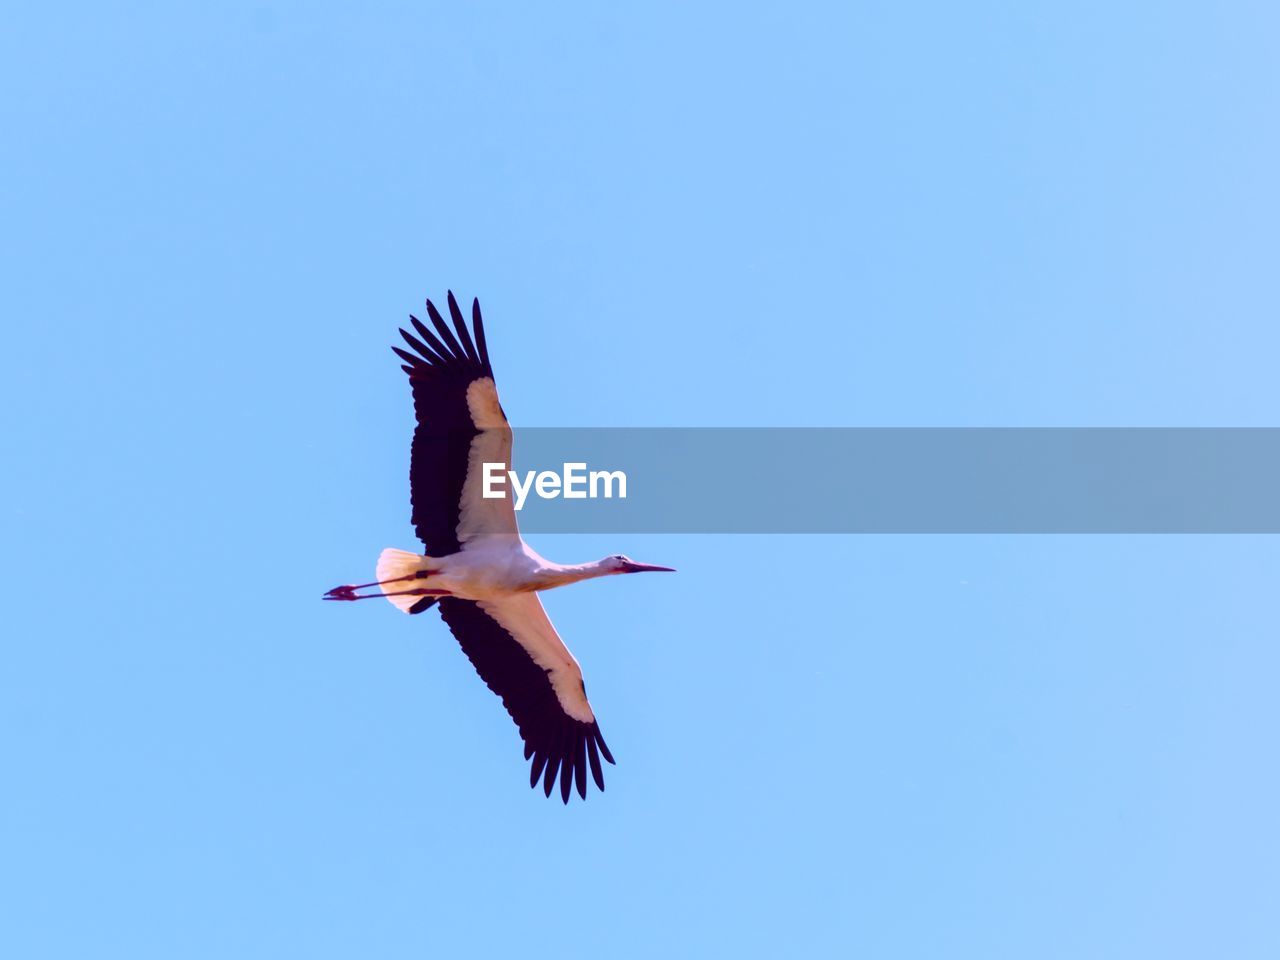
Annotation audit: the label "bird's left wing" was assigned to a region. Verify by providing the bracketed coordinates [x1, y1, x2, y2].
[393, 293, 520, 556]
[436, 594, 615, 802]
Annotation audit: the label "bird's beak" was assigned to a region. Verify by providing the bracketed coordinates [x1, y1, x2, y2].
[621, 561, 677, 573]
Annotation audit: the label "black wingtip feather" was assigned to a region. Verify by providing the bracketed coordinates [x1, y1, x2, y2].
[542, 754, 559, 798]
[472, 299, 490, 369]
[399, 327, 442, 365]
[559, 727, 575, 803]
[426, 299, 466, 361]
[392, 345, 421, 367]
[586, 737, 604, 790]
[594, 726, 616, 765]
[409, 314, 452, 363]
[574, 735, 587, 800]
[530, 750, 548, 787]
[447, 291, 479, 363]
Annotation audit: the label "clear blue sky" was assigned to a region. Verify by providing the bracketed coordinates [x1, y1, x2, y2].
[3, 3, 1279, 957]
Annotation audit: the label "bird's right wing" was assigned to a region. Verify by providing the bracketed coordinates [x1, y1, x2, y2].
[392, 293, 520, 555]
[436, 594, 615, 803]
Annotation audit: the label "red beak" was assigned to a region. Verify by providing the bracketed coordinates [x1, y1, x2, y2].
[620, 561, 677, 573]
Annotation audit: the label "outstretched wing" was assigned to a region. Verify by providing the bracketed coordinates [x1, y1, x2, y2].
[392, 292, 520, 556]
[436, 594, 616, 803]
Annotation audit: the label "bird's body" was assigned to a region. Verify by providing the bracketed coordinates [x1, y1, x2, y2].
[382, 540, 629, 601]
[325, 293, 674, 802]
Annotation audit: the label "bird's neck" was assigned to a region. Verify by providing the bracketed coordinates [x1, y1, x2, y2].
[532, 560, 612, 591]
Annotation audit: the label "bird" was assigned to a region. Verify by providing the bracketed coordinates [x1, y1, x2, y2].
[324, 292, 675, 803]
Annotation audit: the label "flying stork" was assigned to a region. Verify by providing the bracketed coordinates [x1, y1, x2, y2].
[324, 292, 675, 803]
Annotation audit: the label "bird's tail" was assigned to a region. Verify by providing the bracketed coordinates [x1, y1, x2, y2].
[376, 548, 439, 615]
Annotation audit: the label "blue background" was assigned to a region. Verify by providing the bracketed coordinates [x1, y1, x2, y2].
[3, 3, 1278, 957]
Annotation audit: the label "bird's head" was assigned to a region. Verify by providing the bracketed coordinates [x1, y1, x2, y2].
[602, 554, 677, 574]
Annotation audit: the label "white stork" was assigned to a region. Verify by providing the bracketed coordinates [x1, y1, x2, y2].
[324, 292, 675, 803]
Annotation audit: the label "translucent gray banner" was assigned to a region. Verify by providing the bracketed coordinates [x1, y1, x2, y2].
[483, 428, 1280, 533]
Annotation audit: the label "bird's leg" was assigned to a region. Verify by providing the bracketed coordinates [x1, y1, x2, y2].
[323, 585, 451, 602]
[328, 570, 434, 592]
[323, 570, 440, 601]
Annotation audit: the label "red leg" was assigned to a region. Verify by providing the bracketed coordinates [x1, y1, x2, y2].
[324, 570, 436, 600]
[323, 585, 451, 602]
